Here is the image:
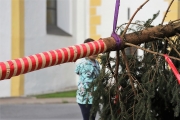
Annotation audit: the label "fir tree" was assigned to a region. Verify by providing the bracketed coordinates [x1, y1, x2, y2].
[89, 2, 180, 120]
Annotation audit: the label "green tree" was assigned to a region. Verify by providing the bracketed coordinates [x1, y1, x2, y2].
[90, 11, 180, 120]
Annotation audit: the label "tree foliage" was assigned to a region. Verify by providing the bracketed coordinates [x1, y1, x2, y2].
[89, 11, 180, 120]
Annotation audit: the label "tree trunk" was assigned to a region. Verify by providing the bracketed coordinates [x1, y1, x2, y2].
[103, 20, 180, 52]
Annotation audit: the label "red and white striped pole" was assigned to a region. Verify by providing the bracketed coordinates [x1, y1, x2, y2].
[0, 39, 108, 80]
[1, 19, 177, 80]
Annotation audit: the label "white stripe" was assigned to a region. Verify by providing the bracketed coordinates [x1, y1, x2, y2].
[65, 48, 70, 62]
[98, 40, 106, 52]
[52, 50, 58, 65]
[84, 43, 90, 57]
[25, 57, 32, 72]
[91, 42, 96, 55]
[19, 58, 25, 74]
[4, 62, 10, 79]
[46, 51, 52, 66]
[59, 49, 65, 63]
[32, 55, 38, 70]
[72, 46, 77, 61]
[97, 41, 101, 53]
[12, 60, 17, 76]
[39, 53, 46, 69]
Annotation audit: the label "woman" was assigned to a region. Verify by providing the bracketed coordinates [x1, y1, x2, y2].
[75, 38, 100, 120]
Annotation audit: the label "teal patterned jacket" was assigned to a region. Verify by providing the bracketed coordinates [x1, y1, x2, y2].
[75, 58, 100, 104]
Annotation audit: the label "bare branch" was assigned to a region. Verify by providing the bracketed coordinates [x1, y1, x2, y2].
[165, 37, 180, 57]
[122, 0, 149, 37]
[125, 42, 180, 62]
[161, 0, 175, 25]
[121, 50, 137, 96]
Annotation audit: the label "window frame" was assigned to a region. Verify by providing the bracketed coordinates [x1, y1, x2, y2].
[46, 0, 71, 36]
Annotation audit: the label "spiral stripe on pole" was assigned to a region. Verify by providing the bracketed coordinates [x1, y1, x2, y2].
[51, 50, 59, 65]
[0, 40, 106, 80]
[77, 44, 84, 59]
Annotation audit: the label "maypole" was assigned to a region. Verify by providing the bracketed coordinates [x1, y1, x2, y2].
[0, 21, 180, 80]
[0, 39, 107, 80]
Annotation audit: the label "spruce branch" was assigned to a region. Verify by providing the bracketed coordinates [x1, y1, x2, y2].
[106, 52, 115, 75]
[125, 42, 180, 61]
[176, 32, 180, 37]
[161, 0, 175, 70]
[119, 0, 149, 97]
[118, 23, 144, 28]
[165, 37, 180, 57]
[172, 19, 180, 23]
[121, 0, 149, 37]
[115, 50, 120, 83]
[121, 50, 137, 96]
[91, 1, 180, 119]
[117, 23, 145, 32]
[108, 86, 114, 118]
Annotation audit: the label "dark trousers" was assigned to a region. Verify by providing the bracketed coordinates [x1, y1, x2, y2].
[78, 103, 96, 120]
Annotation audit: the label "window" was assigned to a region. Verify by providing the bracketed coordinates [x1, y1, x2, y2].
[127, 7, 130, 20]
[47, 0, 57, 26]
[46, 0, 71, 36]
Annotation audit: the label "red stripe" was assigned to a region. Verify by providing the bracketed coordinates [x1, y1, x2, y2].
[14, 59, 22, 76]
[35, 54, 43, 70]
[61, 48, 68, 63]
[0, 62, 7, 80]
[29, 56, 36, 72]
[75, 45, 81, 59]
[22, 57, 29, 74]
[99, 40, 105, 53]
[81, 44, 88, 57]
[55, 49, 63, 64]
[68, 47, 75, 62]
[6, 61, 14, 79]
[49, 51, 56, 66]
[87, 42, 94, 56]
[93, 41, 100, 55]
[43, 52, 50, 67]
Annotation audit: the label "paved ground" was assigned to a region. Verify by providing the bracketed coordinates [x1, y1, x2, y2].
[0, 97, 76, 105]
[0, 103, 83, 120]
[0, 97, 100, 120]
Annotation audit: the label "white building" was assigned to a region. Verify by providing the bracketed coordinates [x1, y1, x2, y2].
[0, 0, 177, 97]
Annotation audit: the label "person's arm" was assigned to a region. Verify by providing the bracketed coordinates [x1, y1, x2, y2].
[75, 60, 90, 75]
[82, 62, 94, 78]
[75, 62, 81, 75]
[76, 60, 94, 78]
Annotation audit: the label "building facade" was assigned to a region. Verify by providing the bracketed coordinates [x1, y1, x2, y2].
[0, 0, 177, 97]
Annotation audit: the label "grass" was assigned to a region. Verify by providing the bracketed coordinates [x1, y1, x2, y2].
[35, 90, 76, 98]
